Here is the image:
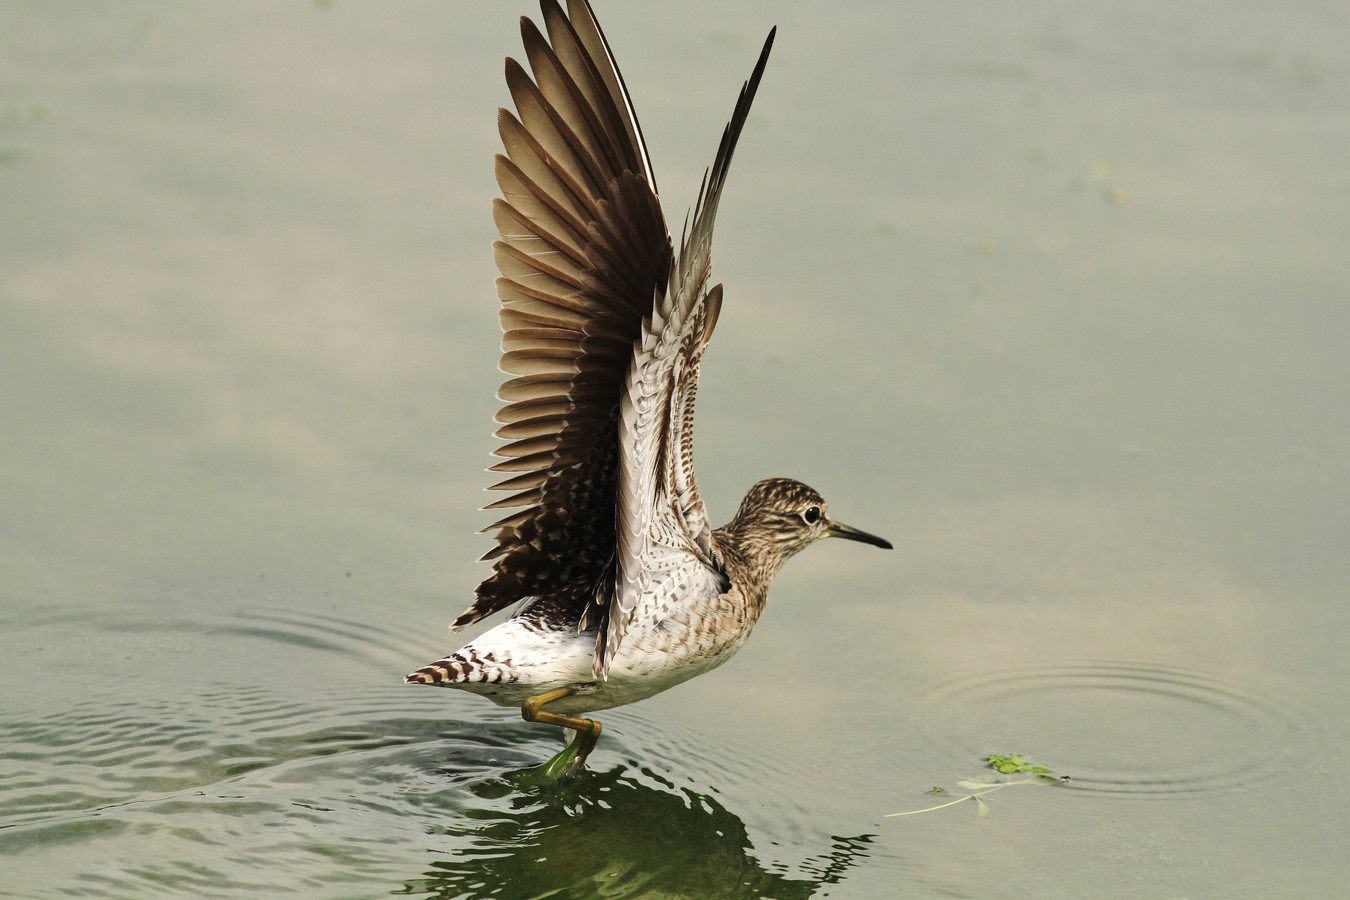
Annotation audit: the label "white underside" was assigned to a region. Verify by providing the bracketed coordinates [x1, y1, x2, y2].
[439, 584, 757, 715]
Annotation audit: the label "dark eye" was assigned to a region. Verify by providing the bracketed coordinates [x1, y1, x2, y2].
[802, 506, 821, 524]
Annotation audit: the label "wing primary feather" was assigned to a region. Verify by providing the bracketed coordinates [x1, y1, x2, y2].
[525, 13, 632, 187]
[563, 0, 657, 190]
[684, 27, 776, 266]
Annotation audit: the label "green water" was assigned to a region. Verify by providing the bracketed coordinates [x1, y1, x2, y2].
[3, 2, 1348, 896]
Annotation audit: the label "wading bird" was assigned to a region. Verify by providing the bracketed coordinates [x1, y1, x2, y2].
[406, 0, 891, 778]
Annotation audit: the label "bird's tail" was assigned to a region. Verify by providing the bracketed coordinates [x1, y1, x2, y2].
[404, 650, 509, 686]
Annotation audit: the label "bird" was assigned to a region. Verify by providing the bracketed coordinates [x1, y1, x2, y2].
[405, 0, 892, 779]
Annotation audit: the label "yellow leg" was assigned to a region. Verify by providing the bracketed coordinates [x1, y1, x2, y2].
[520, 687, 602, 780]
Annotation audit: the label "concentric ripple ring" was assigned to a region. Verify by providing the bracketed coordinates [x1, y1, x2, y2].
[913, 658, 1316, 799]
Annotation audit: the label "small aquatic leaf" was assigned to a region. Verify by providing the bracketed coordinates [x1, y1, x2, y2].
[889, 753, 1066, 818]
[984, 752, 1053, 775]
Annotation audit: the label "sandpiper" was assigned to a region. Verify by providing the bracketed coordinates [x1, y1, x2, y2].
[406, 0, 891, 778]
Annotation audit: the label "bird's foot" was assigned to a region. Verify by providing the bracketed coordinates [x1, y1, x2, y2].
[512, 728, 594, 786]
[514, 687, 602, 785]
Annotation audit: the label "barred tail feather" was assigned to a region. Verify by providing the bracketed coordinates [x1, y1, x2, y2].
[405, 650, 513, 686]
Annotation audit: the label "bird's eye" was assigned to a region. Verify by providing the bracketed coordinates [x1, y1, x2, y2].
[802, 506, 821, 524]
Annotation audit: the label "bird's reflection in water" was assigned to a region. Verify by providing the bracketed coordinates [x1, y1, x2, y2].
[399, 763, 872, 898]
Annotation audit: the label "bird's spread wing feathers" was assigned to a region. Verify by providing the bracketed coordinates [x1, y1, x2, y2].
[452, 1, 776, 682]
[454, 0, 670, 630]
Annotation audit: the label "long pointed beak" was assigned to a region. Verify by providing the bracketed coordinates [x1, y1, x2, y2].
[826, 519, 893, 550]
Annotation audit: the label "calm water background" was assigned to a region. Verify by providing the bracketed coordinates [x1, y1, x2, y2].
[3, 1, 1348, 897]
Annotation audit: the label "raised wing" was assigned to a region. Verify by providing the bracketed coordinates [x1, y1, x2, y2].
[453, 0, 671, 630]
[600, 28, 777, 678]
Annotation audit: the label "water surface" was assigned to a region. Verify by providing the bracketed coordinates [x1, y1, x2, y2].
[3, 1, 1348, 896]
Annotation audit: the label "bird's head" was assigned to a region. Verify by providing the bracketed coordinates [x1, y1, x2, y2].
[721, 477, 892, 578]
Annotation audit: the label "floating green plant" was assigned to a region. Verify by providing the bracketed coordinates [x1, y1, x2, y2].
[984, 753, 1053, 775]
[886, 754, 1065, 818]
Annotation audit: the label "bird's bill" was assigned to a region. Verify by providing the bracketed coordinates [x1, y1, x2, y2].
[826, 520, 893, 550]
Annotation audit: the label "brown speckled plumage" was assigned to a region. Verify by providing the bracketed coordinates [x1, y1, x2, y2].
[404, 1, 890, 773]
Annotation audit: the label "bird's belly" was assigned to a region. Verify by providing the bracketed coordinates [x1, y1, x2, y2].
[441, 588, 760, 714]
[554, 608, 754, 714]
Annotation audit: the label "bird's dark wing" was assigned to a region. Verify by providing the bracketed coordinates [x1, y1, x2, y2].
[452, 0, 671, 630]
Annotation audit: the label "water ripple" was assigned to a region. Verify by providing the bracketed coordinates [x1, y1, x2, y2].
[911, 658, 1318, 799]
[2, 655, 876, 897]
[8, 596, 881, 897]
